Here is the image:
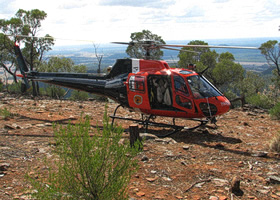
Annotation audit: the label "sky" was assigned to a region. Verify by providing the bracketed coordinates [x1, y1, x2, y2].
[1, 0, 280, 46]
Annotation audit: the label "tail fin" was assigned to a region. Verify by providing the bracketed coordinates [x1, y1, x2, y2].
[14, 43, 31, 91]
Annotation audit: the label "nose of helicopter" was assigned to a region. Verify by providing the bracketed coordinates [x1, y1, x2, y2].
[217, 95, 231, 115]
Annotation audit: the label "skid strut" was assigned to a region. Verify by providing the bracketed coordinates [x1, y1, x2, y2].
[110, 104, 209, 138]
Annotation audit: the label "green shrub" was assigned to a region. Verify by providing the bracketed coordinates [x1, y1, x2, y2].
[28, 106, 141, 200]
[0, 108, 12, 120]
[270, 102, 280, 119]
[7, 81, 22, 94]
[70, 90, 89, 101]
[45, 85, 65, 99]
[246, 94, 274, 109]
[90, 94, 108, 102]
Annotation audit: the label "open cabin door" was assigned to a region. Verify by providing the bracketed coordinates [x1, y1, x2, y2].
[126, 74, 151, 110]
[147, 75, 173, 110]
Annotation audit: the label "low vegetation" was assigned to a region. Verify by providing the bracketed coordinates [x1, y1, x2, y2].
[246, 94, 274, 110]
[69, 90, 89, 101]
[269, 132, 280, 153]
[28, 107, 141, 199]
[269, 102, 280, 120]
[0, 107, 12, 120]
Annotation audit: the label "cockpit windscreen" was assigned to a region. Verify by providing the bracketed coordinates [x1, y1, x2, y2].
[187, 75, 222, 99]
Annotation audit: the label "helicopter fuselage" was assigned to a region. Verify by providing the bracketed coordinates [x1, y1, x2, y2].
[123, 59, 230, 119]
[22, 57, 230, 120]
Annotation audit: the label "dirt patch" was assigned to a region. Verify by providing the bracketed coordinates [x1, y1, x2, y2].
[0, 94, 280, 199]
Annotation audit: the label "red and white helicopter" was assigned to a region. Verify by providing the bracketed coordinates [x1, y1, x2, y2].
[15, 40, 259, 137]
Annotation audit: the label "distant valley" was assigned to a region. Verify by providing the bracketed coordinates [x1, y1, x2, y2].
[46, 37, 280, 74]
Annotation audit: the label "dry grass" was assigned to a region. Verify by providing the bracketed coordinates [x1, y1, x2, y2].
[269, 132, 280, 153]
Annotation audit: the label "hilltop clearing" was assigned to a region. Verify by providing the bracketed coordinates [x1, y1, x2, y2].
[0, 95, 280, 199]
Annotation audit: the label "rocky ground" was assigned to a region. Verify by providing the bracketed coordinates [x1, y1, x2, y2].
[0, 93, 280, 200]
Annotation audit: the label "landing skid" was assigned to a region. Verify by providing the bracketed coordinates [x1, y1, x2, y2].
[110, 105, 209, 138]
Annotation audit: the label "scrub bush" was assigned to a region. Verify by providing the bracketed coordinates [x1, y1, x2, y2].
[0, 108, 12, 120]
[29, 107, 141, 199]
[70, 90, 89, 101]
[269, 132, 280, 153]
[246, 94, 274, 109]
[270, 102, 280, 120]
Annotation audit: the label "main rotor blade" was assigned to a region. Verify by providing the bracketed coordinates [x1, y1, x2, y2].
[160, 46, 199, 54]
[111, 42, 133, 45]
[111, 41, 158, 47]
[162, 44, 259, 49]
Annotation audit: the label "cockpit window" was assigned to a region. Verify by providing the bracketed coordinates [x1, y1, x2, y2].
[187, 75, 222, 99]
[174, 75, 189, 96]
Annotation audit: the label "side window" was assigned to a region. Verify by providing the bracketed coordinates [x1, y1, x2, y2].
[174, 75, 189, 96]
[129, 76, 145, 92]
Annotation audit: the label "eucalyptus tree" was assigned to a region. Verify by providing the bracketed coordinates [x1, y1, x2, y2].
[0, 9, 54, 95]
[126, 30, 165, 60]
[260, 40, 280, 76]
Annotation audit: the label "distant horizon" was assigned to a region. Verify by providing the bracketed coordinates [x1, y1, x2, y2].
[51, 36, 280, 49]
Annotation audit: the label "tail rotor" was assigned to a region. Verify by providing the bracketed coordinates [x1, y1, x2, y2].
[14, 43, 31, 92]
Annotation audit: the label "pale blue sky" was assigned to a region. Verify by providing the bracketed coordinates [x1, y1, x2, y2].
[1, 0, 279, 45]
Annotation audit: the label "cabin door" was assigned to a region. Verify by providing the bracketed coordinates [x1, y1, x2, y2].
[172, 74, 195, 113]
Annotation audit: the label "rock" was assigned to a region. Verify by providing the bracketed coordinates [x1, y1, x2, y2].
[267, 176, 280, 184]
[212, 178, 229, 187]
[12, 123, 23, 129]
[230, 176, 243, 196]
[247, 196, 256, 199]
[251, 151, 268, 157]
[155, 137, 177, 144]
[257, 189, 269, 194]
[146, 177, 158, 182]
[36, 110, 45, 113]
[35, 124, 46, 127]
[0, 163, 10, 171]
[44, 123, 52, 126]
[136, 191, 145, 197]
[267, 172, 278, 176]
[181, 161, 188, 166]
[182, 145, 190, 150]
[209, 196, 219, 200]
[140, 133, 158, 140]
[141, 155, 149, 162]
[4, 124, 15, 130]
[195, 181, 206, 188]
[162, 177, 172, 181]
[219, 196, 227, 200]
[24, 141, 36, 145]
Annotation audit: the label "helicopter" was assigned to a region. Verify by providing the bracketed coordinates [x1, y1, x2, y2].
[14, 40, 259, 137]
